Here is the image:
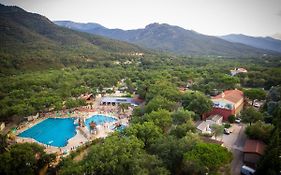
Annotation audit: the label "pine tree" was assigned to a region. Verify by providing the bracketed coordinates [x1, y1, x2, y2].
[256, 106, 281, 175]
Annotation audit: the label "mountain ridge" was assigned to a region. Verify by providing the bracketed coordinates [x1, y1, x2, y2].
[54, 21, 280, 57]
[220, 34, 281, 53]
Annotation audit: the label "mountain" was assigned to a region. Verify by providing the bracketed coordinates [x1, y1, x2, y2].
[0, 4, 144, 73]
[54, 21, 279, 57]
[220, 34, 281, 53]
[54, 20, 105, 32]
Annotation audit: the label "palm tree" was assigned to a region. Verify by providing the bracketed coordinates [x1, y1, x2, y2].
[119, 103, 130, 114]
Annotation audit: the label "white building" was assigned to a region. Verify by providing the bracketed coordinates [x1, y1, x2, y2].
[206, 115, 223, 126]
[196, 121, 211, 134]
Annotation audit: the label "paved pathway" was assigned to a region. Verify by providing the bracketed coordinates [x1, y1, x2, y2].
[222, 123, 247, 175]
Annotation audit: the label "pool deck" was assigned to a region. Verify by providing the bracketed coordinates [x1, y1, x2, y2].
[16, 110, 130, 155]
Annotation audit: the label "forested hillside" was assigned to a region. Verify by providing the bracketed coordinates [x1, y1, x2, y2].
[0, 4, 144, 74]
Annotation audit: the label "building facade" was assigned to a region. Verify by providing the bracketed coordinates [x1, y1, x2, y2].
[204, 89, 244, 121]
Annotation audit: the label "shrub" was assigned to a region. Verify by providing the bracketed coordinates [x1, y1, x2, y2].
[228, 115, 235, 123]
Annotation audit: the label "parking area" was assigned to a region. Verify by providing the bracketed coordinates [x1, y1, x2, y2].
[222, 123, 247, 175]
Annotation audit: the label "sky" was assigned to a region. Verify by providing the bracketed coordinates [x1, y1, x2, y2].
[1, 0, 281, 37]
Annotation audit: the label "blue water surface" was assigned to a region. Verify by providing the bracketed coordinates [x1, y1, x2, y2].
[85, 114, 117, 129]
[116, 125, 126, 132]
[18, 118, 76, 147]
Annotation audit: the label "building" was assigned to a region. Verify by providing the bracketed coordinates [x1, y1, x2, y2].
[204, 89, 244, 121]
[100, 97, 140, 106]
[243, 139, 266, 168]
[206, 114, 223, 126]
[195, 121, 211, 134]
[79, 93, 94, 103]
[230, 67, 248, 76]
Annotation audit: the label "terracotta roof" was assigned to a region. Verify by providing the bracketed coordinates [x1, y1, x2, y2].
[212, 89, 243, 104]
[243, 139, 266, 155]
[80, 93, 93, 100]
[132, 96, 145, 104]
[237, 68, 247, 72]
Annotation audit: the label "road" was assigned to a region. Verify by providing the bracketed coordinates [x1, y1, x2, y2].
[222, 123, 247, 175]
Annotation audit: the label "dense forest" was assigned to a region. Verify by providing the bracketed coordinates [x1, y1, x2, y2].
[0, 54, 281, 174]
[1, 55, 281, 123]
[0, 4, 281, 175]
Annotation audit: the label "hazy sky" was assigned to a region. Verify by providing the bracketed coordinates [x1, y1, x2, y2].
[1, 0, 281, 36]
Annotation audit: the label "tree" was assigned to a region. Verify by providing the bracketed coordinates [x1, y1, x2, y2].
[211, 124, 224, 140]
[143, 109, 172, 133]
[245, 121, 274, 143]
[145, 96, 177, 113]
[0, 134, 8, 153]
[241, 107, 264, 125]
[267, 86, 281, 102]
[149, 134, 200, 174]
[256, 128, 281, 175]
[228, 115, 235, 123]
[0, 143, 55, 175]
[145, 80, 180, 102]
[171, 108, 195, 125]
[244, 88, 266, 105]
[65, 99, 86, 109]
[183, 143, 232, 174]
[169, 121, 196, 138]
[182, 91, 212, 115]
[124, 122, 163, 149]
[59, 135, 169, 175]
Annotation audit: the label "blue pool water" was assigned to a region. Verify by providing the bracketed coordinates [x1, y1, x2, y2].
[116, 125, 126, 132]
[85, 114, 117, 129]
[18, 118, 76, 147]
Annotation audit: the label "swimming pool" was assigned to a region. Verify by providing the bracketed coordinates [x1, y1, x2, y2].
[18, 118, 76, 147]
[85, 114, 117, 129]
[116, 125, 126, 132]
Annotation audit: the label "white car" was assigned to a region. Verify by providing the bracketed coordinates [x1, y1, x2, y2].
[224, 128, 230, 135]
[235, 118, 241, 123]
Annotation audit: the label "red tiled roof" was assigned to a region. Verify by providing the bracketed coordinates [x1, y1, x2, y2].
[80, 94, 93, 100]
[212, 89, 243, 104]
[132, 96, 145, 104]
[243, 139, 266, 155]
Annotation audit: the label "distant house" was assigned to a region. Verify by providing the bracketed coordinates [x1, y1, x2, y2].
[79, 93, 94, 102]
[100, 96, 140, 106]
[204, 89, 244, 121]
[230, 67, 248, 76]
[243, 139, 266, 168]
[195, 121, 211, 134]
[206, 114, 223, 126]
[178, 86, 187, 93]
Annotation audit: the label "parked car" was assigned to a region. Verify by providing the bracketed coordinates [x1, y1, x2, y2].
[224, 128, 230, 135]
[235, 118, 241, 123]
[240, 165, 255, 175]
